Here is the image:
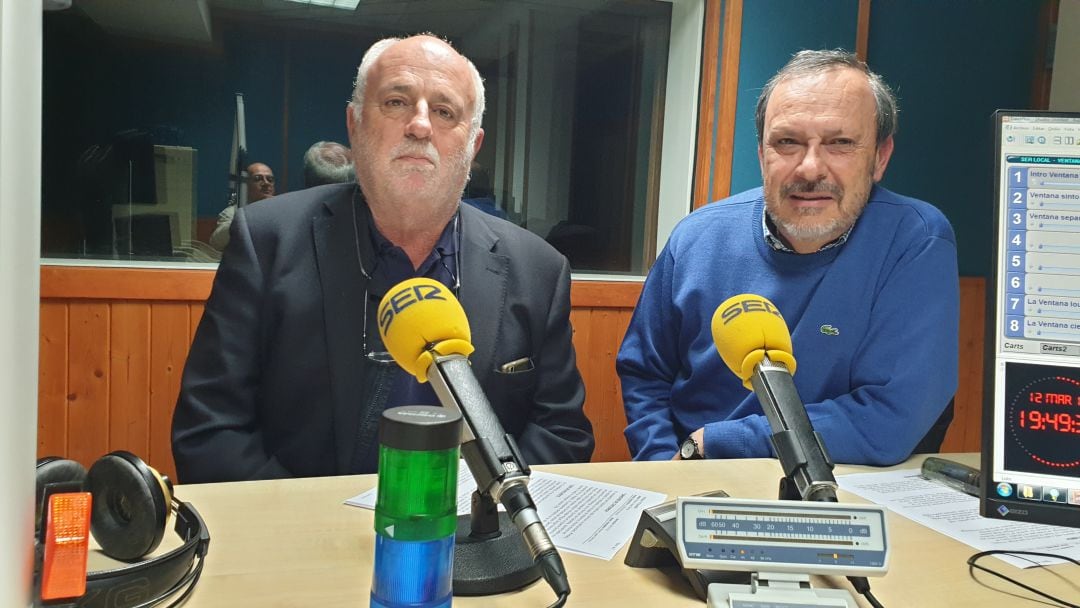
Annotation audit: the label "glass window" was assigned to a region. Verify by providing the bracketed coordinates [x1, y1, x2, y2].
[42, 0, 700, 275]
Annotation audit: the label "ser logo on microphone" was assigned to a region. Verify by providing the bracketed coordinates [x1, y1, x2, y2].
[719, 297, 782, 325]
[379, 282, 448, 334]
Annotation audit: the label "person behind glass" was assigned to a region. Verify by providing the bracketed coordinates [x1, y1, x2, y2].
[209, 162, 276, 251]
[172, 34, 594, 483]
[618, 50, 958, 466]
[303, 140, 355, 187]
[461, 161, 507, 219]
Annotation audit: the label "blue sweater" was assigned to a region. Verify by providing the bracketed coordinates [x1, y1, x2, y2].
[617, 186, 959, 466]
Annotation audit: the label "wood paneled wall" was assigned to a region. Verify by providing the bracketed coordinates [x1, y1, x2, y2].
[38, 266, 986, 482]
[570, 282, 641, 463]
[953, 278, 987, 452]
[38, 267, 212, 483]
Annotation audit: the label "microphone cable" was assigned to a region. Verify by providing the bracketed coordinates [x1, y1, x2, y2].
[499, 481, 571, 607]
[966, 550, 1079, 607]
[546, 591, 569, 608]
[847, 575, 885, 608]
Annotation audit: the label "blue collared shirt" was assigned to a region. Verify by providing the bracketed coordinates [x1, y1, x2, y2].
[762, 211, 852, 253]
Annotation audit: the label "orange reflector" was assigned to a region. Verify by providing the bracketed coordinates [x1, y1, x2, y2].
[41, 492, 91, 601]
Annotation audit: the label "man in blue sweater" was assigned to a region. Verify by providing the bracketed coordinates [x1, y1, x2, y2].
[618, 50, 958, 466]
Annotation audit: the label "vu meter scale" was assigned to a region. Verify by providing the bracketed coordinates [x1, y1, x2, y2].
[675, 498, 889, 608]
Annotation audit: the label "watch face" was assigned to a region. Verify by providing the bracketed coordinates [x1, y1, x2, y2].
[681, 439, 697, 459]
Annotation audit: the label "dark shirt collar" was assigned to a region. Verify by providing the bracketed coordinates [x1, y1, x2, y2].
[364, 203, 460, 296]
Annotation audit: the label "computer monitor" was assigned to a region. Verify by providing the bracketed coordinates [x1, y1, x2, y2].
[111, 145, 197, 257]
[981, 110, 1080, 528]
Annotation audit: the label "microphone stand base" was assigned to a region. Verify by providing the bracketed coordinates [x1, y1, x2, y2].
[624, 488, 749, 600]
[452, 512, 541, 596]
[778, 476, 801, 501]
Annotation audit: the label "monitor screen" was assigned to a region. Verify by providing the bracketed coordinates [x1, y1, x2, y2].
[982, 110, 1080, 528]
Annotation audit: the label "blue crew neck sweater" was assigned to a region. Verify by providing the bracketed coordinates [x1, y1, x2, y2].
[618, 186, 959, 465]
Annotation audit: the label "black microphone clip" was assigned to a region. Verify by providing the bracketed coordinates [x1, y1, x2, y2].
[750, 355, 838, 503]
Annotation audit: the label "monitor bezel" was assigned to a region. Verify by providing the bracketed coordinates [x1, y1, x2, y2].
[980, 109, 1080, 528]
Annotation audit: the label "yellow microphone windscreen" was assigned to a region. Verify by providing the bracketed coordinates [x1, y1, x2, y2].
[377, 278, 474, 383]
[710, 294, 797, 390]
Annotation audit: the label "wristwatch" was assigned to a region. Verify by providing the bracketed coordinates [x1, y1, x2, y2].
[679, 436, 703, 460]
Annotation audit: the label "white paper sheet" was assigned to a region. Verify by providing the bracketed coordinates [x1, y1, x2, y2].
[346, 468, 666, 561]
[838, 468, 1080, 568]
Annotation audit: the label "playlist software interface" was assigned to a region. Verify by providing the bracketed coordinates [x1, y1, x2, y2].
[989, 112, 1080, 522]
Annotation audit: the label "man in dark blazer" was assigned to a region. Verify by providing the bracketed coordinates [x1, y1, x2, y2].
[172, 35, 594, 483]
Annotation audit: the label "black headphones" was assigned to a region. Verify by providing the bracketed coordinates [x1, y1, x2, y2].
[34, 451, 210, 608]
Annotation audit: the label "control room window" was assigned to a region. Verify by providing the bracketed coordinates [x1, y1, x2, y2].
[43, 0, 699, 276]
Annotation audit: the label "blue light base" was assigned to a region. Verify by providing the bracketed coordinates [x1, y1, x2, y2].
[371, 535, 454, 608]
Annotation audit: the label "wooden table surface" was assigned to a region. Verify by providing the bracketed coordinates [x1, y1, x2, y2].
[148, 453, 1077, 607]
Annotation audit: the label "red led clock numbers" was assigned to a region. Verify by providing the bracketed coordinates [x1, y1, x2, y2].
[1018, 388, 1080, 435]
[1006, 374, 1080, 469]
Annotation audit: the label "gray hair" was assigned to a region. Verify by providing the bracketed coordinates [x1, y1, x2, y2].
[348, 35, 486, 146]
[302, 140, 354, 187]
[755, 49, 898, 146]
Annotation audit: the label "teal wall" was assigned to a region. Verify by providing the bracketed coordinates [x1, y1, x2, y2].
[728, 0, 859, 195]
[869, 0, 1043, 277]
[721, 0, 1046, 277]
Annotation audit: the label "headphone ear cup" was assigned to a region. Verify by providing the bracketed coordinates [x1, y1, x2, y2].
[35, 457, 88, 530]
[87, 451, 169, 562]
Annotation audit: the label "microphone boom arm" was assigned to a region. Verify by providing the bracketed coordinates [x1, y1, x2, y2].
[426, 353, 570, 601]
[427, 354, 531, 499]
[751, 356, 838, 503]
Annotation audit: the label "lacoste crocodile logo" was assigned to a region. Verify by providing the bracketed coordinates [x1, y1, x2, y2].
[820, 324, 839, 336]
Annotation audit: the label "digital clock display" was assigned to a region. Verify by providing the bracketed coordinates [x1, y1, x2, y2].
[1005, 362, 1080, 472]
[1018, 407, 1080, 434]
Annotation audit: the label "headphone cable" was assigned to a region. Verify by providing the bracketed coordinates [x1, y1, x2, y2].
[161, 555, 204, 608]
[127, 551, 206, 608]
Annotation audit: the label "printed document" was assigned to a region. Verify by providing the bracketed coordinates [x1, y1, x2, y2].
[346, 468, 666, 561]
[838, 468, 1080, 568]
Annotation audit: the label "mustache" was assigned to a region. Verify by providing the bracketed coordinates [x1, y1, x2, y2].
[392, 142, 439, 164]
[781, 179, 843, 198]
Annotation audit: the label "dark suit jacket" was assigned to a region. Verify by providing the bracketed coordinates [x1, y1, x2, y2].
[172, 183, 594, 483]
